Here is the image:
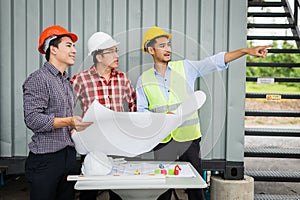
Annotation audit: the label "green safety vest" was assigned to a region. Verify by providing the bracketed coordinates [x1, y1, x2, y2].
[142, 60, 201, 143]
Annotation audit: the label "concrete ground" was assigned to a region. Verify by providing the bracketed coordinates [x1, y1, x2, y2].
[0, 175, 29, 200]
[244, 134, 300, 196]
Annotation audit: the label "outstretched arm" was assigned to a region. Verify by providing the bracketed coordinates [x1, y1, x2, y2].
[224, 45, 272, 64]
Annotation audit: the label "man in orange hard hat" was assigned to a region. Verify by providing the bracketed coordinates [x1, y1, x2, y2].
[23, 25, 92, 200]
[136, 26, 271, 200]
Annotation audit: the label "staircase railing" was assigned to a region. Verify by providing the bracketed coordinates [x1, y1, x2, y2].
[246, 0, 300, 199]
[285, 0, 300, 47]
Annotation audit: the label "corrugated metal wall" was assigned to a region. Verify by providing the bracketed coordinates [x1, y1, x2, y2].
[0, 0, 247, 162]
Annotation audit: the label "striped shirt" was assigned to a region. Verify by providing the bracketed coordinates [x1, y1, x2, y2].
[23, 62, 75, 154]
[71, 65, 136, 116]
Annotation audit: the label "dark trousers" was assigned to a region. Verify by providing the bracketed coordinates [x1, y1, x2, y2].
[154, 138, 206, 200]
[25, 146, 79, 200]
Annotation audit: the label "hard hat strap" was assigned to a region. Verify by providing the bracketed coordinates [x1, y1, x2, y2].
[43, 36, 57, 53]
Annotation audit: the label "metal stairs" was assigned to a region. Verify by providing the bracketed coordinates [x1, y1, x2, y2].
[246, 0, 300, 199]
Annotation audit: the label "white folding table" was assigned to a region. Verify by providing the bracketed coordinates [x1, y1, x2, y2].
[68, 161, 207, 200]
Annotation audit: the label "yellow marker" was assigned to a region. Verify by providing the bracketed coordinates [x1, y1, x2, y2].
[266, 94, 281, 101]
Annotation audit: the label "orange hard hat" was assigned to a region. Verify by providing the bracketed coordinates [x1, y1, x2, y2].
[142, 26, 172, 52]
[38, 25, 78, 54]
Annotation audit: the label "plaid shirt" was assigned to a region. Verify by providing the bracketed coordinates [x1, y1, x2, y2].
[23, 62, 75, 154]
[71, 65, 136, 116]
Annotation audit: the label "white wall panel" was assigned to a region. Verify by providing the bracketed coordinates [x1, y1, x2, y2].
[0, 0, 13, 157]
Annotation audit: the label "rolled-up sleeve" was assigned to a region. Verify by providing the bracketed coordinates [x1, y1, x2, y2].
[136, 76, 150, 112]
[186, 52, 229, 78]
[23, 75, 54, 133]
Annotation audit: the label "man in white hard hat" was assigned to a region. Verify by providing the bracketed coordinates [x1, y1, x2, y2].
[71, 32, 136, 116]
[136, 26, 272, 200]
[71, 32, 136, 200]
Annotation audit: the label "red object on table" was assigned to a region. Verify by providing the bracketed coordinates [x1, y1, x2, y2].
[161, 169, 167, 175]
[174, 164, 181, 175]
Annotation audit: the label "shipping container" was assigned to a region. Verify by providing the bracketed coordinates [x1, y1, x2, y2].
[0, 0, 246, 178]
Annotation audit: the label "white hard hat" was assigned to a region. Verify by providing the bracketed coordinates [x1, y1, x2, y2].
[81, 151, 112, 175]
[87, 32, 120, 55]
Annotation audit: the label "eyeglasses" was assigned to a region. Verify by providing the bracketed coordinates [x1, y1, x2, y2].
[102, 48, 119, 55]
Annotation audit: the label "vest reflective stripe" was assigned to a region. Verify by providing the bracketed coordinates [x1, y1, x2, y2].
[150, 103, 181, 113]
[142, 60, 201, 143]
[178, 118, 199, 128]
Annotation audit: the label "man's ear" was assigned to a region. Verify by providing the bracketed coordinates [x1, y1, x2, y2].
[96, 54, 102, 63]
[50, 46, 57, 55]
[148, 46, 155, 55]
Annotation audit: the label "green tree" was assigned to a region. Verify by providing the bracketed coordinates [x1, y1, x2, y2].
[246, 41, 300, 87]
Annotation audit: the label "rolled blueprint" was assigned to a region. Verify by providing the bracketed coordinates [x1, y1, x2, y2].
[72, 90, 206, 157]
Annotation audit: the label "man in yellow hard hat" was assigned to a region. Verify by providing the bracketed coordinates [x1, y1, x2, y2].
[136, 26, 271, 200]
[23, 25, 92, 200]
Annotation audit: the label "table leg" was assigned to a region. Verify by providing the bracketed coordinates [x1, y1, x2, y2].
[112, 189, 168, 200]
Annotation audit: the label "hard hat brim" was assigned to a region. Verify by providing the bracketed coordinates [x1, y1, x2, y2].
[88, 39, 120, 56]
[38, 32, 78, 54]
[142, 33, 172, 52]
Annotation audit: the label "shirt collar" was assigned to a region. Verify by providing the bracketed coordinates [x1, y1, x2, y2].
[90, 65, 119, 76]
[44, 62, 70, 80]
[90, 65, 98, 75]
[153, 63, 172, 75]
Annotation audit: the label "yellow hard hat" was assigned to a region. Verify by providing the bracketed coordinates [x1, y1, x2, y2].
[142, 26, 172, 52]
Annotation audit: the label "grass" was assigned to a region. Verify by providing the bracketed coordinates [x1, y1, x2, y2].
[246, 82, 300, 94]
[245, 82, 300, 127]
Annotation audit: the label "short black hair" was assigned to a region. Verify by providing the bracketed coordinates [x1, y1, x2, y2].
[145, 35, 169, 52]
[45, 35, 70, 61]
